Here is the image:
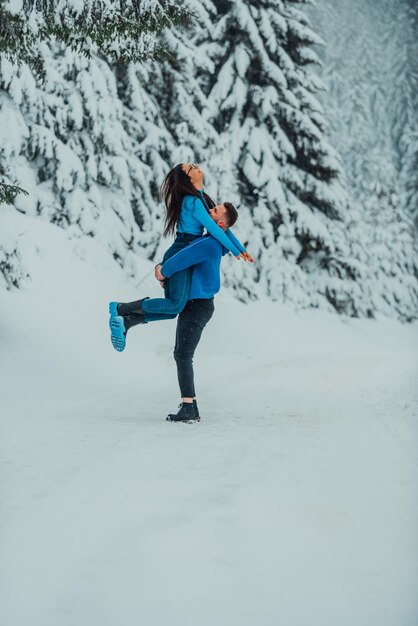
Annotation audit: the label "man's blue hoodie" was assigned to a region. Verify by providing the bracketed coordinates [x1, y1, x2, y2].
[161, 235, 227, 301]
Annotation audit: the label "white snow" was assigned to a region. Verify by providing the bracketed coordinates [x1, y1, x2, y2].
[1, 218, 417, 626]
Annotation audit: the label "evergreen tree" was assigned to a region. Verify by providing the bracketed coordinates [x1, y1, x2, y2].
[202, 0, 358, 312]
[1, 0, 416, 320]
[0, 40, 164, 288]
[146, 0, 218, 167]
[114, 0, 217, 184]
[0, 0, 196, 289]
[111, 0, 219, 266]
[308, 0, 418, 320]
[0, 163, 28, 204]
[0, 0, 191, 78]
[398, 0, 418, 224]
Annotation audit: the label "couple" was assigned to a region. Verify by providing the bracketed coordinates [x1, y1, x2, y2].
[109, 163, 253, 423]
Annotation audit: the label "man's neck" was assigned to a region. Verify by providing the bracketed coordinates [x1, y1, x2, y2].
[194, 185, 204, 191]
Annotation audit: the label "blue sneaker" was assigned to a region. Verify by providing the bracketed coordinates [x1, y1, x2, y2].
[109, 315, 126, 352]
[109, 301, 125, 351]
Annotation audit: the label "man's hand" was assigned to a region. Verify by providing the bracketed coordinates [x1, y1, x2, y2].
[155, 264, 165, 286]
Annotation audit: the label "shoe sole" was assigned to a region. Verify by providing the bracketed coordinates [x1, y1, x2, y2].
[109, 301, 119, 318]
[166, 417, 201, 423]
[109, 315, 126, 352]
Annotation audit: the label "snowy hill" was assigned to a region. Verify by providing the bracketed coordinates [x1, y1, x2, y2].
[1, 210, 417, 626]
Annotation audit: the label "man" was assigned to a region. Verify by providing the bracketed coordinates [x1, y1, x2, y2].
[157, 202, 240, 422]
[112, 202, 243, 423]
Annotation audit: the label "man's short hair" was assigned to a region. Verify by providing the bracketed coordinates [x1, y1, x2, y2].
[224, 202, 238, 227]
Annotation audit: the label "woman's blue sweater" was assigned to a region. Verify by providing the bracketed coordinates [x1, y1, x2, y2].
[176, 191, 245, 257]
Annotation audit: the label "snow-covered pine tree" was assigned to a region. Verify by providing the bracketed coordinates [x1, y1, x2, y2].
[144, 0, 219, 168]
[0, 0, 191, 77]
[398, 0, 418, 225]
[0, 163, 27, 204]
[0, 41, 165, 278]
[109, 0, 220, 270]
[379, 0, 418, 318]
[201, 0, 359, 312]
[308, 0, 418, 320]
[113, 0, 218, 198]
[0, 0, 194, 290]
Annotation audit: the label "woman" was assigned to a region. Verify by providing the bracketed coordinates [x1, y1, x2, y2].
[109, 162, 253, 351]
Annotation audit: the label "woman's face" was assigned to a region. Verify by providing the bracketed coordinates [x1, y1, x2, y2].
[182, 163, 204, 187]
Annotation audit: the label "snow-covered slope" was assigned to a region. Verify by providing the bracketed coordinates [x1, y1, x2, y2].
[1, 213, 417, 626]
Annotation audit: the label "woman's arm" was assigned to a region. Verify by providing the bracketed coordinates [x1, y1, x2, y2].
[225, 228, 254, 261]
[225, 228, 246, 254]
[193, 199, 242, 256]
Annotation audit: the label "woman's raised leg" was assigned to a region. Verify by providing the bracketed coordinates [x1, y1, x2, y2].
[141, 266, 192, 320]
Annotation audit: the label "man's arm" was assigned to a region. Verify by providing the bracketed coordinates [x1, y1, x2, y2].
[160, 237, 214, 278]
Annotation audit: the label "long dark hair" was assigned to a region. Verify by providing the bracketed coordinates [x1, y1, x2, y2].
[160, 164, 216, 237]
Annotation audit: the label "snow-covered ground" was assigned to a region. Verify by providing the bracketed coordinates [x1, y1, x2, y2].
[1, 216, 418, 626]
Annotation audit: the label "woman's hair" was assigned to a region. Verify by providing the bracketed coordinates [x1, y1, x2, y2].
[160, 164, 216, 237]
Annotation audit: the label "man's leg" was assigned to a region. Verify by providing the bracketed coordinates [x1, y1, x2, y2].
[168, 298, 215, 421]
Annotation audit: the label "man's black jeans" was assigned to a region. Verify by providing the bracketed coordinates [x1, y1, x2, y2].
[174, 297, 215, 397]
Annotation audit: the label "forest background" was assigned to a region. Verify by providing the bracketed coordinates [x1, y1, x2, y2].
[1, 0, 417, 321]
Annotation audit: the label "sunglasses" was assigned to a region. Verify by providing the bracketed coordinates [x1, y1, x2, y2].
[186, 163, 198, 175]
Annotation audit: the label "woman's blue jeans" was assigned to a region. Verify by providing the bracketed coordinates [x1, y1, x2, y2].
[142, 233, 201, 323]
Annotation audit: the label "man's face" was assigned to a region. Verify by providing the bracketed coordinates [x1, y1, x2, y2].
[209, 204, 228, 230]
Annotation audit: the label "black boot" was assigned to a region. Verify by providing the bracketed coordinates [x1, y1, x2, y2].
[123, 313, 146, 332]
[166, 402, 200, 422]
[117, 297, 150, 316]
[193, 399, 200, 419]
